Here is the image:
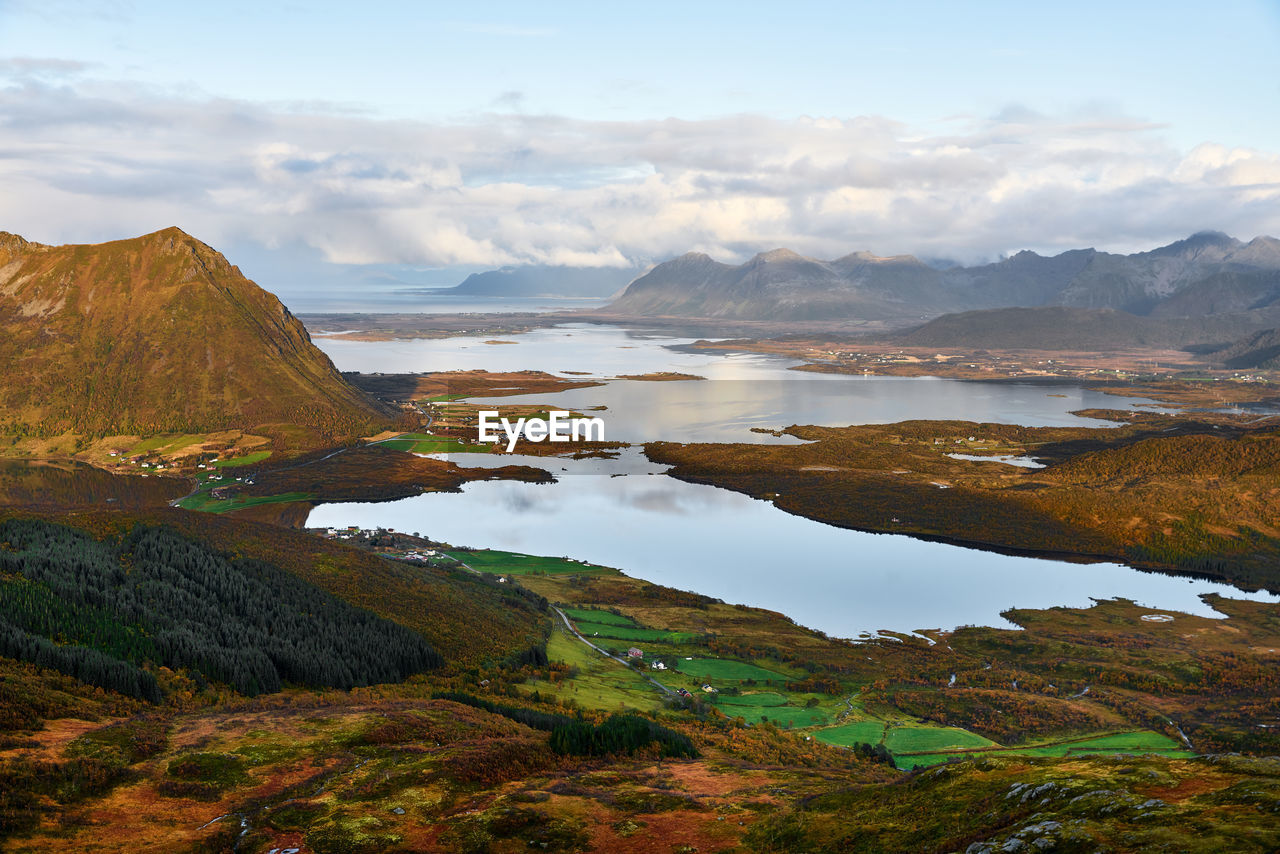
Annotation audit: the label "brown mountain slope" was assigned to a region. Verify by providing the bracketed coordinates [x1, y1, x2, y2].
[0, 227, 390, 441]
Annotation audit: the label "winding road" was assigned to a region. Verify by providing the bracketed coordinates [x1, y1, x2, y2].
[550, 605, 677, 697]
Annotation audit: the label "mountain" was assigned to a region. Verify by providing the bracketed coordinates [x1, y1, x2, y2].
[608, 233, 1280, 324]
[610, 248, 945, 320]
[1215, 328, 1280, 370]
[896, 307, 1192, 350]
[446, 264, 639, 298]
[0, 227, 390, 440]
[1148, 269, 1280, 318]
[896, 305, 1280, 352]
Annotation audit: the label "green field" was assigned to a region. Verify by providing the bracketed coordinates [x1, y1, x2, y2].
[726, 703, 828, 728]
[378, 433, 478, 454]
[815, 720, 887, 747]
[711, 692, 830, 727]
[522, 625, 662, 713]
[884, 725, 999, 755]
[177, 491, 313, 514]
[884, 728, 1193, 770]
[1006, 731, 1192, 759]
[127, 433, 208, 456]
[673, 657, 789, 683]
[715, 692, 789, 708]
[445, 550, 609, 576]
[212, 451, 271, 468]
[572, 621, 699, 644]
[561, 608, 637, 627]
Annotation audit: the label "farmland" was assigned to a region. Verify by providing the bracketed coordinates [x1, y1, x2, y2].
[447, 549, 612, 576]
[375, 432, 477, 454]
[673, 657, 791, 683]
[562, 607, 701, 643]
[4, 506, 1280, 850]
[714, 692, 832, 727]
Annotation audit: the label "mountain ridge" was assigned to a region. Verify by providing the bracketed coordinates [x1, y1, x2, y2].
[608, 232, 1280, 324]
[445, 263, 639, 298]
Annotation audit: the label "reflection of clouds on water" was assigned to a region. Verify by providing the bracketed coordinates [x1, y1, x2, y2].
[612, 482, 734, 515]
[496, 487, 558, 515]
[311, 472, 1278, 640]
[322, 324, 1160, 442]
[306, 326, 1240, 637]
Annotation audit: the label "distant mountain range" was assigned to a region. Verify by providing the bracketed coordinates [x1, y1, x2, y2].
[445, 265, 640, 298]
[607, 233, 1280, 332]
[0, 227, 390, 441]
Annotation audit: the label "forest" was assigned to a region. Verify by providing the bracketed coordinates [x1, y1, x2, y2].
[0, 519, 442, 698]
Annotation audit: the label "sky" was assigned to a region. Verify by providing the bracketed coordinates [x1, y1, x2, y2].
[1, 0, 1279, 301]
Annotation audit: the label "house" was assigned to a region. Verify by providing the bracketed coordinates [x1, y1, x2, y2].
[701, 684, 717, 693]
[676, 688, 692, 698]
[626, 647, 643, 659]
[651, 661, 666, 671]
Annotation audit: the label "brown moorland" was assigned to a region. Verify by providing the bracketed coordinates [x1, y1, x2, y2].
[0, 228, 391, 446]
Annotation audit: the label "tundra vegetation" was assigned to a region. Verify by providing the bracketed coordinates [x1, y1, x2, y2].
[6, 231, 1280, 850]
[1, 470, 1279, 851]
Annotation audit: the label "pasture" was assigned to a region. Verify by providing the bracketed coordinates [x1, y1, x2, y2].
[673, 657, 789, 683]
[446, 549, 608, 576]
[815, 720, 887, 748]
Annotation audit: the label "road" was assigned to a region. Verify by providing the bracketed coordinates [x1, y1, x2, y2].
[442, 557, 675, 698]
[550, 605, 677, 697]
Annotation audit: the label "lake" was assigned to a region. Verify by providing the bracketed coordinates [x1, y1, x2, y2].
[309, 324, 1278, 638]
[317, 323, 1162, 443]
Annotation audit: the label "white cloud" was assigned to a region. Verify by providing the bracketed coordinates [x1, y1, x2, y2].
[0, 74, 1277, 269]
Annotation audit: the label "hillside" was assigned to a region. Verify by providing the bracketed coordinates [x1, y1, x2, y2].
[895, 305, 1280, 351]
[608, 232, 1280, 324]
[0, 228, 390, 442]
[1216, 327, 1280, 369]
[447, 264, 638, 298]
[895, 307, 1176, 349]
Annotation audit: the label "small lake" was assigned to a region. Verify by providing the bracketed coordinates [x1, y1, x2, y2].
[307, 450, 1276, 638]
[308, 323, 1278, 638]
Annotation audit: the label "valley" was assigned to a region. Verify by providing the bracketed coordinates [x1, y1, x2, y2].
[3, 232, 1280, 852]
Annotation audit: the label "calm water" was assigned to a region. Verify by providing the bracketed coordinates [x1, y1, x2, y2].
[298, 292, 609, 314]
[308, 450, 1276, 638]
[0, 459, 185, 509]
[317, 323, 1162, 442]
[307, 324, 1277, 638]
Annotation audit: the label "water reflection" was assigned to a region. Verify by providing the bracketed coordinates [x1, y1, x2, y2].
[317, 323, 1163, 443]
[0, 459, 185, 509]
[308, 324, 1271, 638]
[308, 453, 1277, 639]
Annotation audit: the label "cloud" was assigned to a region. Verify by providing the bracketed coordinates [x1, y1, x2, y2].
[0, 56, 92, 79]
[490, 90, 526, 111]
[0, 77, 1277, 269]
